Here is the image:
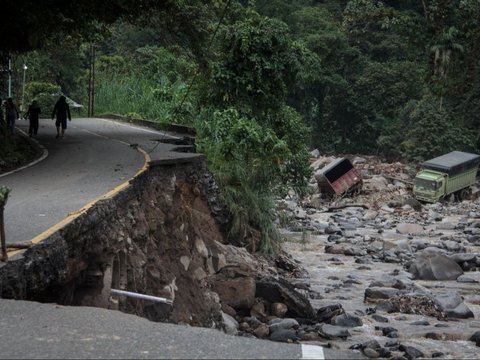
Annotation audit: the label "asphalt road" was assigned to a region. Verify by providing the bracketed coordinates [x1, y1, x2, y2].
[1, 117, 176, 244]
[0, 299, 362, 359]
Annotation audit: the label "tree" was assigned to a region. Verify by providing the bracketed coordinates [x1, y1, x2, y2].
[398, 94, 476, 162]
[431, 26, 464, 80]
[196, 9, 312, 252]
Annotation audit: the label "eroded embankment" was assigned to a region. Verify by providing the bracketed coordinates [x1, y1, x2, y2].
[0, 156, 236, 327]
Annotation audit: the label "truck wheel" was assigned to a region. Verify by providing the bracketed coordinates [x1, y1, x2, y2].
[459, 188, 471, 201]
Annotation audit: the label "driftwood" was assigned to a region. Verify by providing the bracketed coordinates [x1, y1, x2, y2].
[385, 175, 414, 186]
[327, 203, 369, 211]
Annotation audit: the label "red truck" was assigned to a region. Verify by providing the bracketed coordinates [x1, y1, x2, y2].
[315, 157, 362, 198]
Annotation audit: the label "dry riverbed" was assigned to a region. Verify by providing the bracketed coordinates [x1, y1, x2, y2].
[276, 154, 480, 359]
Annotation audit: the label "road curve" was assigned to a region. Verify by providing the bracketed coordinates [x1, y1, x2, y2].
[0, 117, 177, 245]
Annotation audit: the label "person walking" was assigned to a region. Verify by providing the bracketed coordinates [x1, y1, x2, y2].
[25, 100, 42, 137]
[51, 95, 71, 139]
[5, 97, 19, 135]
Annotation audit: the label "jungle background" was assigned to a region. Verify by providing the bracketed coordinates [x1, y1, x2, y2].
[1, 0, 480, 252]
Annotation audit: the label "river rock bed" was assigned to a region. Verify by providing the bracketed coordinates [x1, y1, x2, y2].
[274, 154, 480, 359]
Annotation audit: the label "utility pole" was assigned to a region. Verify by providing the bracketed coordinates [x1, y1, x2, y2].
[87, 43, 96, 117]
[21, 64, 27, 112]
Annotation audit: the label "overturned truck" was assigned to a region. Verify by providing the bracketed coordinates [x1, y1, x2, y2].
[315, 157, 362, 198]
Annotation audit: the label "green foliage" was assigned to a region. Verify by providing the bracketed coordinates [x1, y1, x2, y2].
[195, 9, 313, 253]
[208, 10, 303, 116]
[94, 46, 195, 124]
[0, 186, 10, 205]
[379, 94, 477, 162]
[24, 81, 62, 116]
[195, 109, 282, 252]
[195, 107, 309, 253]
[0, 0, 218, 57]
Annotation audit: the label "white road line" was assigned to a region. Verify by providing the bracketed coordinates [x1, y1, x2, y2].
[93, 117, 176, 137]
[0, 129, 49, 179]
[301, 344, 325, 360]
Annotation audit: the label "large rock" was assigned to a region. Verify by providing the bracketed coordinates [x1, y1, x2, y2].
[408, 252, 463, 280]
[364, 287, 401, 302]
[433, 292, 474, 319]
[255, 276, 315, 319]
[212, 276, 256, 310]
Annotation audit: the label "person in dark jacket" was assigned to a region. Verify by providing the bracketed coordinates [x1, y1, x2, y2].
[5, 97, 19, 135]
[51, 95, 71, 139]
[25, 100, 41, 137]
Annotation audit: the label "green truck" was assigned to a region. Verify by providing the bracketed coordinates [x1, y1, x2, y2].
[413, 151, 480, 203]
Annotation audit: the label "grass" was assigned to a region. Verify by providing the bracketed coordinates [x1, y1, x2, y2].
[94, 75, 192, 126]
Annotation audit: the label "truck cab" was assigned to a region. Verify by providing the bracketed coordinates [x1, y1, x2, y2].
[413, 170, 446, 202]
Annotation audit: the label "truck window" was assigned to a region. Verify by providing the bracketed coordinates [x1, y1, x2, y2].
[414, 178, 437, 190]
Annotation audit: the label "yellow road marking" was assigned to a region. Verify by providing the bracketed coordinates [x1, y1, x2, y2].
[7, 138, 151, 257]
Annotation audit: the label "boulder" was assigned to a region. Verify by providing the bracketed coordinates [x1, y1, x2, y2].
[256, 276, 315, 318]
[433, 292, 474, 319]
[408, 252, 463, 280]
[211, 276, 256, 309]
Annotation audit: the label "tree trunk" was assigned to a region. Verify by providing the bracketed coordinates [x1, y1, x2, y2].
[421, 0, 429, 20]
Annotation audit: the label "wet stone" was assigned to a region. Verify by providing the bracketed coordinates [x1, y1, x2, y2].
[372, 314, 389, 323]
[409, 252, 463, 280]
[269, 328, 299, 343]
[363, 348, 379, 358]
[434, 292, 474, 319]
[456, 275, 479, 283]
[318, 324, 350, 340]
[442, 240, 462, 252]
[364, 287, 401, 301]
[331, 313, 363, 328]
[316, 304, 344, 323]
[399, 344, 425, 359]
[397, 223, 424, 235]
[470, 331, 480, 346]
[425, 332, 442, 340]
[268, 318, 299, 332]
[384, 339, 399, 347]
[376, 326, 398, 338]
[253, 323, 269, 338]
[410, 320, 430, 326]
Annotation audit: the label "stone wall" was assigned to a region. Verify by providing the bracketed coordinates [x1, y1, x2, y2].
[0, 156, 236, 327]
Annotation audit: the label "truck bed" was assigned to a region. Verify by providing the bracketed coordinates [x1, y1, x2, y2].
[422, 151, 480, 176]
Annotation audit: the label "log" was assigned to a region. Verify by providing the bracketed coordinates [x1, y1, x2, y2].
[385, 175, 414, 186]
[327, 203, 369, 211]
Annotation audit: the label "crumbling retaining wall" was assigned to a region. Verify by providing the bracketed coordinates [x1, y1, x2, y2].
[0, 155, 232, 327]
